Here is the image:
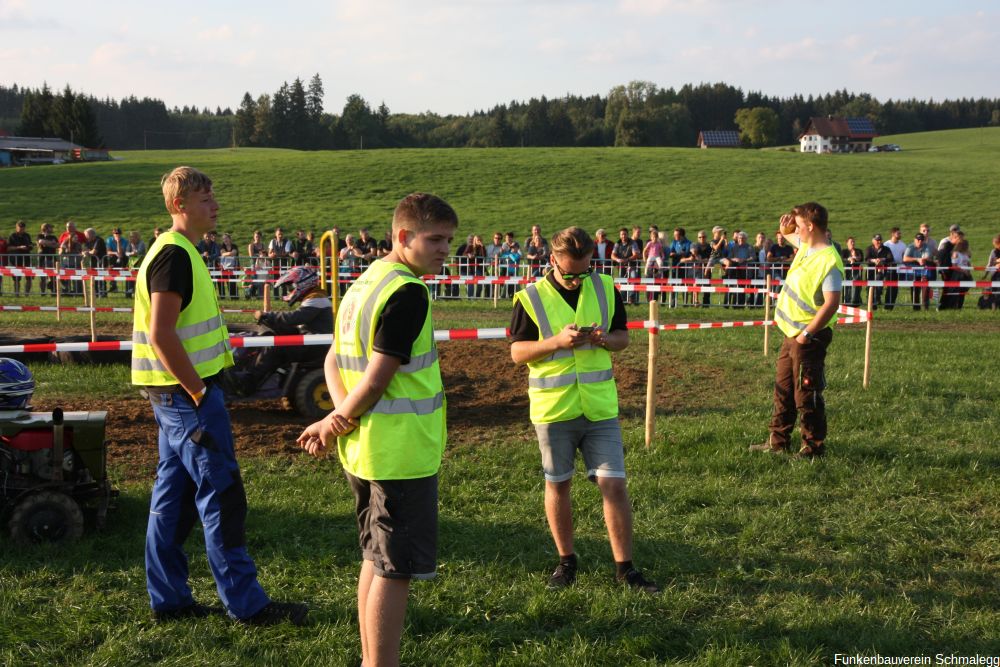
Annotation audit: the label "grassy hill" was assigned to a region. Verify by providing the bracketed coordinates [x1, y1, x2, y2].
[1, 127, 998, 256]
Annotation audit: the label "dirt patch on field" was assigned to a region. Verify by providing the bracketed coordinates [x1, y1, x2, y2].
[30, 339, 730, 482]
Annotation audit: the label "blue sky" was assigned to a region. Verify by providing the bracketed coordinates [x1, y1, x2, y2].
[2, 0, 997, 115]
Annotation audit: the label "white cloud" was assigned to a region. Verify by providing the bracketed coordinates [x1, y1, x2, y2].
[841, 33, 862, 50]
[537, 37, 568, 53]
[0, 0, 61, 29]
[617, 0, 710, 16]
[89, 42, 132, 67]
[757, 38, 818, 63]
[197, 24, 233, 42]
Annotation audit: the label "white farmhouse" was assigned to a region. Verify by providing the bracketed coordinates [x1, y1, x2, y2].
[799, 117, 877, 154]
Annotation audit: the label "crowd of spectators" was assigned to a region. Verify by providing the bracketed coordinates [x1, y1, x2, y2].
[437, 222, 1000, 311]
[2, 220, 998, 309]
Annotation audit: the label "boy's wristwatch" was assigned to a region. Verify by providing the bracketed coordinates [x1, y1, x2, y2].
[801, 330, 814, 341]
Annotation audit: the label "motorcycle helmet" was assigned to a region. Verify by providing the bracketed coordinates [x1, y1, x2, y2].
[274, 266, 321, 305]
[0, 358, 34, 410]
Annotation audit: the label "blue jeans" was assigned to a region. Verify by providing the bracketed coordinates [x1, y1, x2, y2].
[145, 383, 270, 618]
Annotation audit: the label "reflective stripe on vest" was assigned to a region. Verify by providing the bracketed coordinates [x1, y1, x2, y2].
[334, 260, 446, 480]
[774, 244, 845, 338]
[524, 271, 609, 360]
[528, 368, 614, 389]
[131, 231, 234, 385]
[514, 272, 619, 424]
[335, 349, 439, 374]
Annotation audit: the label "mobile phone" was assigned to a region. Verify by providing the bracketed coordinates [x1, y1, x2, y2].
[576, 326, 595, 334]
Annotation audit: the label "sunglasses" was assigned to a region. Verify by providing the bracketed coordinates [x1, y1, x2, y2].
[553, 259, 593, 281]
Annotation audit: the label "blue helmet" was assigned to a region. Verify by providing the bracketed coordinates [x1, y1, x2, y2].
[0, 358, 34, 410]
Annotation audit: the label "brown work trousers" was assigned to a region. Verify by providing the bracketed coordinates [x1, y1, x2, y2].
[768, 327, 832, 450]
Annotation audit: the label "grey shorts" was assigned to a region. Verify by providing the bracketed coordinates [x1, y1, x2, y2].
[534, 416, 626, 483]
[345, 471, 438, 580]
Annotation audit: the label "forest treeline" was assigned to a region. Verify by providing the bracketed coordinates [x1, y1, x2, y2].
[2, 77, 999, 150]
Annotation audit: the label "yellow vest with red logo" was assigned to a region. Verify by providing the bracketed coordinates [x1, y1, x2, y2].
[334, 260, 445, 480]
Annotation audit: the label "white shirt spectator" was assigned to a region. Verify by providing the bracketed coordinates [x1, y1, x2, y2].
[884, 239, 907, 264]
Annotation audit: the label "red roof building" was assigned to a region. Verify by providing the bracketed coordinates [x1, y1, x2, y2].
[799, 116, 877, 154]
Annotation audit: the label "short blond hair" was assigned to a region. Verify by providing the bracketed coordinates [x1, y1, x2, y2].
[550, 226, 594, 260]
[392, 193, 459, 233]
[161, 166, 212, 214]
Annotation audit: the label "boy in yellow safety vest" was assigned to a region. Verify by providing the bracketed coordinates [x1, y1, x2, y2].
[509, 226, 659, 593]
[298, 193, 457, 667]
[133, 166, 307, 625]
[750, 202, 844, 459]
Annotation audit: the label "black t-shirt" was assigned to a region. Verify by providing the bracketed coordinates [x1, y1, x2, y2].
[936, 241, 954, 268]
[146, 245, 194, 311]
[7, 231, 32, 252]
[768, 244, 794, 261]
[37, 233, 59, 255]
[689, 242, 710, 260]
[509, 272, 628, 342]
[85, 236, 107, 258]
[371, 283, 429, 364]
[357, 237, 378, 257]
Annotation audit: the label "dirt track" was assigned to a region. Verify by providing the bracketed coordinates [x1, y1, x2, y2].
[30, 339, 723, 482]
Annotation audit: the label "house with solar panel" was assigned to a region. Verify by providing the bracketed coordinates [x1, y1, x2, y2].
[798, 116, 877, 154]
[697, 130, 742, 149]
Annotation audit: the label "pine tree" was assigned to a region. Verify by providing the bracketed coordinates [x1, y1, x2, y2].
[288, 77, 309, 148]
[307, 74, 324, 121]
[235, 92, 257, 146]
[19, 88, 45, 136]
[70, 95, 102, 146]
[252, 94, 273, 146]
[271, 82, 290, 146]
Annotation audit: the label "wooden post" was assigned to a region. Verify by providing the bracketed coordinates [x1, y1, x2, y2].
[262, 264, 271, 313]
[763, 273, 771, 356]
[492, 256, 499, 309]
[645, 300, 658, 448]
[55, 269, 62, 322]
[863, 286, 874, 389]
[88, 278, 97, 343]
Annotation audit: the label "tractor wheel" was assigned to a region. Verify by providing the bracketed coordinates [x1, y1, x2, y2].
[8, 491, 84, 545]
[293, 368, 334, 420]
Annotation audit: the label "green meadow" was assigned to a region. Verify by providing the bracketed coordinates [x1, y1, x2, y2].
[1, 132, 999, 665]
[2, 306, 998, 666]
[1, 127, 999, 254]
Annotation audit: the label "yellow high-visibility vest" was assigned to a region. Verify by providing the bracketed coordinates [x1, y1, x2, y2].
[335, 260, 445, 480]
[774, 244, 845, 338]
[131, 231, 233, 385]
[513, 272, 618, 424]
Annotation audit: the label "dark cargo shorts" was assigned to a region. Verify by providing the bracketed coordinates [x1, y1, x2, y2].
[345, 471, 438, 580]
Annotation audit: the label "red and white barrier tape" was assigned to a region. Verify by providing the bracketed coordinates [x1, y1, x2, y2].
[0, 309, 871, 354]
[1, 304, 257, 314]
[0, 304, 135, 313]
[3, 265, 994, 289]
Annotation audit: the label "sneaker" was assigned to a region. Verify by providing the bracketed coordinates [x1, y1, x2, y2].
[152, 602, 223, 623]
[239, 601, 308, 626]
[547, 561, 577, 589]
[617, 567, 660, 594]
[749, 442, 787, 455]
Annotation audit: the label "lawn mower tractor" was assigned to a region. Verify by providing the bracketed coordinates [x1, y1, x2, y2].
[0, 358, 117, 545]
